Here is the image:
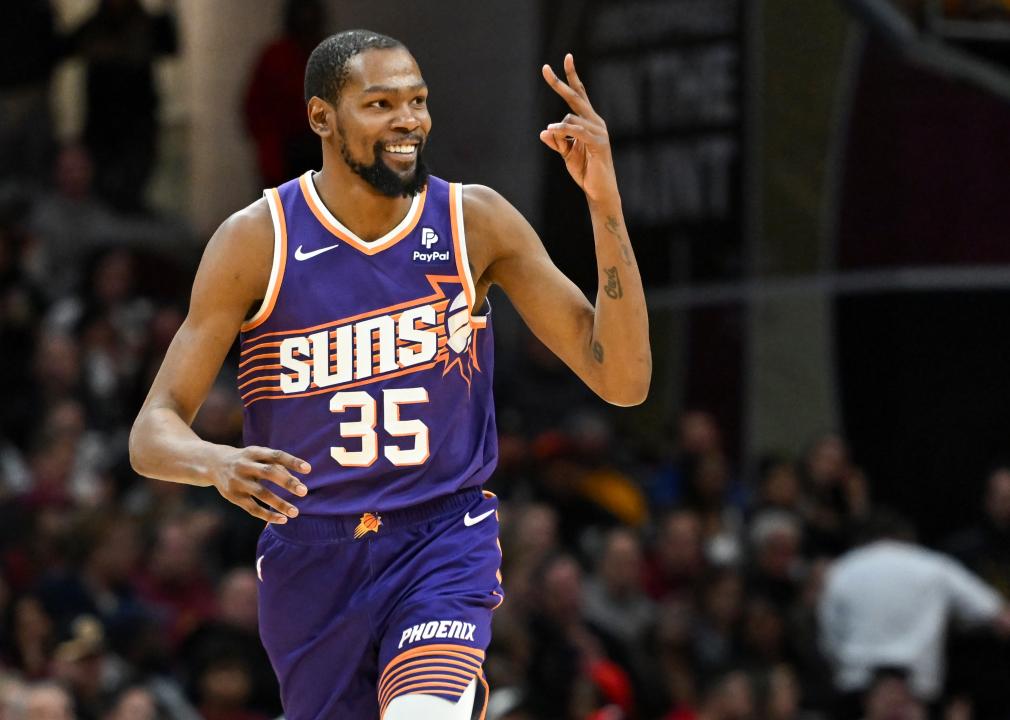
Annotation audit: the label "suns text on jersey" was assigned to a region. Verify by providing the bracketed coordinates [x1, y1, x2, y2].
[278, 304, 441, 393]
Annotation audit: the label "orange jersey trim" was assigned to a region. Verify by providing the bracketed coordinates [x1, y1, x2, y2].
[239, 339, 284, 357]
[379, 672, 472, 708]
[379, 644, 483, 687]
[477, 668, 490, 720]
[378, 645, 484, 717]
[380, 655, 482, 686]
[240, 188, 287, 332]
[298, 172, 426, 255]
[379, 682, 473, 718]
[240, 275, 457, 344]
[448, 183, 487, 328]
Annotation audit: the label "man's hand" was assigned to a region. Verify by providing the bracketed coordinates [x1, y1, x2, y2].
[540, 53, 618, 205]
[210, 445, 311, 524]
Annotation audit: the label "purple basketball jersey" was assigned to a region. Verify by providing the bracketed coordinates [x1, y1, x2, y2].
[238, 172, 497, 515]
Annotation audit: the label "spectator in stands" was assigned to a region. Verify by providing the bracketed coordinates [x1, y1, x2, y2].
[24, 680, 76, 720]
[243, 0, 327, 187]
[0, 0, 61, 187]
[753, 457, 804, 517]
[943, 464, 1010, 716]
[946, 464, 1010, 596]
[530, 431, 623, 546]
[29, 401, 109, 509]
[800, 434, 869, 556]
[28, 332, 83, 432]
[5, 595, 55, 680]
[682, 452, 745, 567]
[763, 664, 823, 720]
[645, 509, 706, 602]
[584, 528, 664, 715]
[738, 597, 791, 670]
[786, 559, 836, 713]
[28, 145, 191, 302]
[746, 510, 804, 612]
[50, 615, 123, 720]
[566, 410, 649, 530]
[180, 569, 279, 718]
[66, 0, 178, 212]
[132, 518, 216, 650]
[27, 145, 103, 299]
[651, 410, 734, 512]
[859, 669, 926, 720]
[585, 528, 656, 647]
[0, 189, 47, 454]
[525, 554, 619, 719]
[691, 669, 755, 720]
[36, 514, 147, 654]
[818, 510, 1010, 712]
[102, 684, 161, 720]
[656, 599, 699, 719]
[193, 656, 269, 720]
[0, 672, 28, 719]
[692, 569, 743, 675]
[496, 503, 558, 618]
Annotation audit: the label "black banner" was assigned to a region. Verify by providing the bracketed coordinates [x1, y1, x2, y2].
[542, 0, 746, 286]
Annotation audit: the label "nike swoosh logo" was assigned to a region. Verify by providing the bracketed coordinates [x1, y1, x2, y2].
[256, 555, 264, 581]
[463, 509, 495, 527]
[294, 243, 340, 261]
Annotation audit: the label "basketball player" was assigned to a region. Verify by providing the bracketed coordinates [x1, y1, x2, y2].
[130, 30, 650, 720]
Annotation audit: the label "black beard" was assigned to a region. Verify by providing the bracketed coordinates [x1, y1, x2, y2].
[339, 134, 430, 198]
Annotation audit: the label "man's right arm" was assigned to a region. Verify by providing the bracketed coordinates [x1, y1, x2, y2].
[129, 199, 309, 524]
[939, 553, 1010, 631]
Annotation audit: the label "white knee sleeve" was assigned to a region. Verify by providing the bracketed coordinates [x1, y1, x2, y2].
[382, 677, 477, 720]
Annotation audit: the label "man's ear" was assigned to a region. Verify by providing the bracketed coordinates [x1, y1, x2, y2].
[307, 97, 334, 138]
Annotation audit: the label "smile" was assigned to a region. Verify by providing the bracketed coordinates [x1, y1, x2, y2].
[384, 144, 418, 155]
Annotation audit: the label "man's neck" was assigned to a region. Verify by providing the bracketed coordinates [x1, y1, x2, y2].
[312, 163, 415, 242]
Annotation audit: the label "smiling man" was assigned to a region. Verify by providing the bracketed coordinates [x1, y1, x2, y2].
[130, 29, 650, 720]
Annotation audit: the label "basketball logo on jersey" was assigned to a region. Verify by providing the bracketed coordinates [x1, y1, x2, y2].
[353, 512, 382, 539]
[413, 227, 450, 264]
[440, 291, 482, 389]
[445, 292, 472, 354]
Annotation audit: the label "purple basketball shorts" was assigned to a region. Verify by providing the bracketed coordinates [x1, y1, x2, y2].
[255, 487, 503, 719]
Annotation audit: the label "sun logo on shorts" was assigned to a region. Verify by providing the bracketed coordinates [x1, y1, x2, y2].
[439, 291, 483, 390]
[354, 512, 382, 539]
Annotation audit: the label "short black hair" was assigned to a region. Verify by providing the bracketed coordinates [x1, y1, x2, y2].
[304, 29, 405, 105]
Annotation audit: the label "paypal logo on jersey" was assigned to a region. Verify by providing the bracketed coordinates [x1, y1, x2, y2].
[413, 227, 450, 264]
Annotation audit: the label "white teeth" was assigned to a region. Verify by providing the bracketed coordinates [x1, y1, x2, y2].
[385, 144, 416, 154]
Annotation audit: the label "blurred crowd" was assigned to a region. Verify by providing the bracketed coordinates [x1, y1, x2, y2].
[5, 2, 1010, 720]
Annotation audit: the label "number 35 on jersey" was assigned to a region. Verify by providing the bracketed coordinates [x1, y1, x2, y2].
[331, 388, 429, 468]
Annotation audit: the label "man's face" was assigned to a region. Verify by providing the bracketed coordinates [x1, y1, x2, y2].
[334, 47, 432, 197]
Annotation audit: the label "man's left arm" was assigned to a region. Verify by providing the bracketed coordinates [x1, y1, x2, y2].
[467, 55, 650, 406]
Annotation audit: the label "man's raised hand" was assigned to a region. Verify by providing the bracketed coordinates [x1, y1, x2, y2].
[540, 53, 619, 205]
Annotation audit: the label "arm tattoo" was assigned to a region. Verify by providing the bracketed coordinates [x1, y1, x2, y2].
[606, 216, 633, 266]
[592, 341, 604, 363]
[604, 266, 623, 299]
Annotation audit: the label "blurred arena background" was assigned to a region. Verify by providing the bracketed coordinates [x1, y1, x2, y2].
[4, 0, 1010, 718]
